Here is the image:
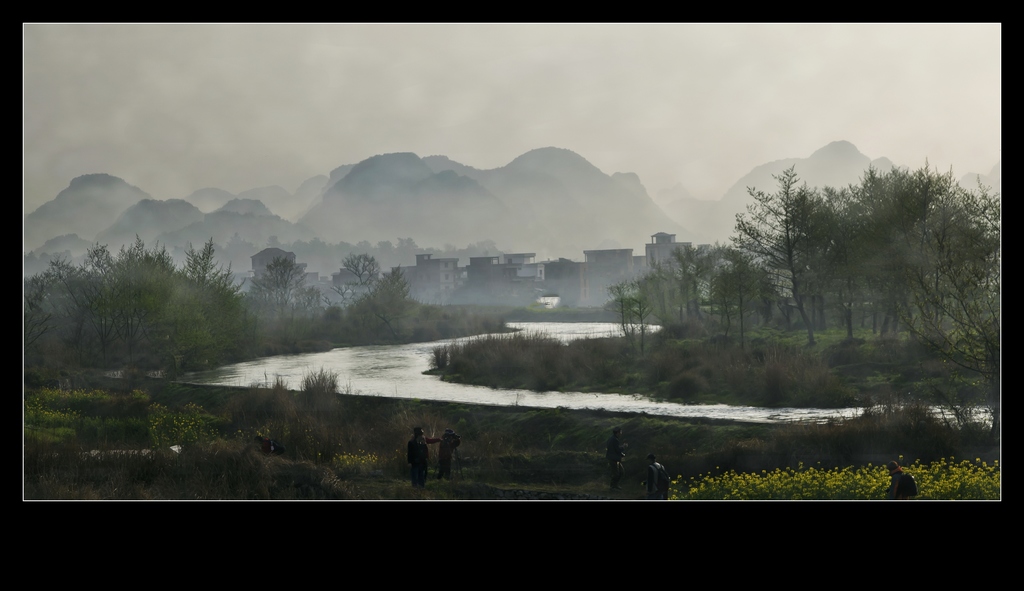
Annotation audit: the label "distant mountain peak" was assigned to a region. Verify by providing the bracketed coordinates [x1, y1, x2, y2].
[809, 140, 865, 161]
[66, 173, 133, 189]
[509, 147, 592, 168]
[216, 198, 274, 217]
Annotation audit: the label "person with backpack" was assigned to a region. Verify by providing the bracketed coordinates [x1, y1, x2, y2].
[645, 453, 671, 500]
[436, 428, 461, 480]
[887, 460, 917, 499]
[255, 435, 285, 455]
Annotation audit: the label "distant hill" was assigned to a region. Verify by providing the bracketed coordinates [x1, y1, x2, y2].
[30, 233, 93, 258]
[182, 187, 235, 213]
[216, 198, 274, 217]
[96, 199, 204, 252]
[425, 147, 689, 254]
[24, 174, 152, 251]
[236, 186, 298, 221]
[36, 143, 978, 272]
[300, 152, 516, 249]
[301, 148, 689, 256]
[295, 175, 330, 220]
[960, 162, 1000, 192]
[157, 209, 315, 253]
[661, 141, 898, 244]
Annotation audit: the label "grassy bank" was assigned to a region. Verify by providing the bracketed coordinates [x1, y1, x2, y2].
[23, 375, 997, 500]
[429, 324, 978, 410]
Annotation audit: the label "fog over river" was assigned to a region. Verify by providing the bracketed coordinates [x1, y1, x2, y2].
[181, 322, 863, 424]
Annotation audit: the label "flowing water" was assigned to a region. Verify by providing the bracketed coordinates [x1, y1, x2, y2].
[181, 322, 863, 424]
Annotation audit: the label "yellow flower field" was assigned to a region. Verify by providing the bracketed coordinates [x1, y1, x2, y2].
[670, 457, 999, 500]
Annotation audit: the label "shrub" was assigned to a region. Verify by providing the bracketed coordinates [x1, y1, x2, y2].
[300, 367, 339, 412]
[148, 402, 217, 449]
[430, 344, 450, 370]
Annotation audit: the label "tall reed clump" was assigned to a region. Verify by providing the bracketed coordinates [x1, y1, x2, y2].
[438, 332, 636, 392]
[761, 403, 965, 467]
[431, 344, 451, 370]
[749, 343, 855, 408]
[300, 367, 339, 413]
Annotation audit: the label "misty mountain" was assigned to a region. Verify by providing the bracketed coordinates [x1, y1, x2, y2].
[295, 175, 330, 220]
[325, 164, 356, 193]
[24, 174, 152, 251]
[661, 141, 897, 244]
[426, 147, 689, 254]
[655, 182, 695, 208]
[95, 199, 205, 252]
[182, 187, 235, 213]
[157, 209, 315, 252]
[216, 198, 275, 217]
[300, 152, 515, 248]
[960, 162, 1000, 192]
[422, 155, 484, 179]
[235, 185, 302, 221]
[34, 144, 949, 274]
[30, 233, 93, 258]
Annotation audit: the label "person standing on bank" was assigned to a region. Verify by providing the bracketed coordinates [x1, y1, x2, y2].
[437, 428, 461, 480]
[407, 427, 440, 488]
[606, 427, 627, 490]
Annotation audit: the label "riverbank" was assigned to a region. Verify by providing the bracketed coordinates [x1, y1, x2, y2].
[24, 378, 997, 500]
[428, 324, 982, 414]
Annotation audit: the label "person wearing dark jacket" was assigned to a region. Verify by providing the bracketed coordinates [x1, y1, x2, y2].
[606, 427, 627, 490]
[436, 428, 461, 480]
[887, 460, 910, 500]
[255, 436, 284, 455]
[645, 453, 670, 500]
[407, 427, 440, 488]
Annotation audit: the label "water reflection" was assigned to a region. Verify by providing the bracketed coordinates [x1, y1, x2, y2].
[181, 322, 863, 424]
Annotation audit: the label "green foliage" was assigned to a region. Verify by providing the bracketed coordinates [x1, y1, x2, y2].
[148, 402, 217, 449]
[25, 387, 152, 445]
[734, 167, 822, 346]
[606, 278, 657, 356]
[168, 240, 250, 371]
[28, 238, 250, 371]
[24, 382, 997, 500]
[300, 367, 339, 412]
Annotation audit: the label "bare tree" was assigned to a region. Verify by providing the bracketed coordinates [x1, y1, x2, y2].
[334, 253, 381, 306]
[343, 253, 381, 286]
[23, 274, 53, 350]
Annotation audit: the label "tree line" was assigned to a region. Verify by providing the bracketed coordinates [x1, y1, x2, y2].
[25, 240, 504, 373]
[25, 238, 251, 372]
[608, 164, 999, 434]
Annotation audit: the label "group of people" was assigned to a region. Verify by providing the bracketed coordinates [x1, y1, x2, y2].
[606, 427, 670, 499]
[407, 426, 462, 488]
[261, 426, 916, 499]
[608, 428, 917, 500]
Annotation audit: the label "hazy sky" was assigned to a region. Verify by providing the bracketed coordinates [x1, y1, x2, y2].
[23, 23, 1001, 214]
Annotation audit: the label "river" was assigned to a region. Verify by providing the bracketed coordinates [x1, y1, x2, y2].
[180, 322, 863, 424]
